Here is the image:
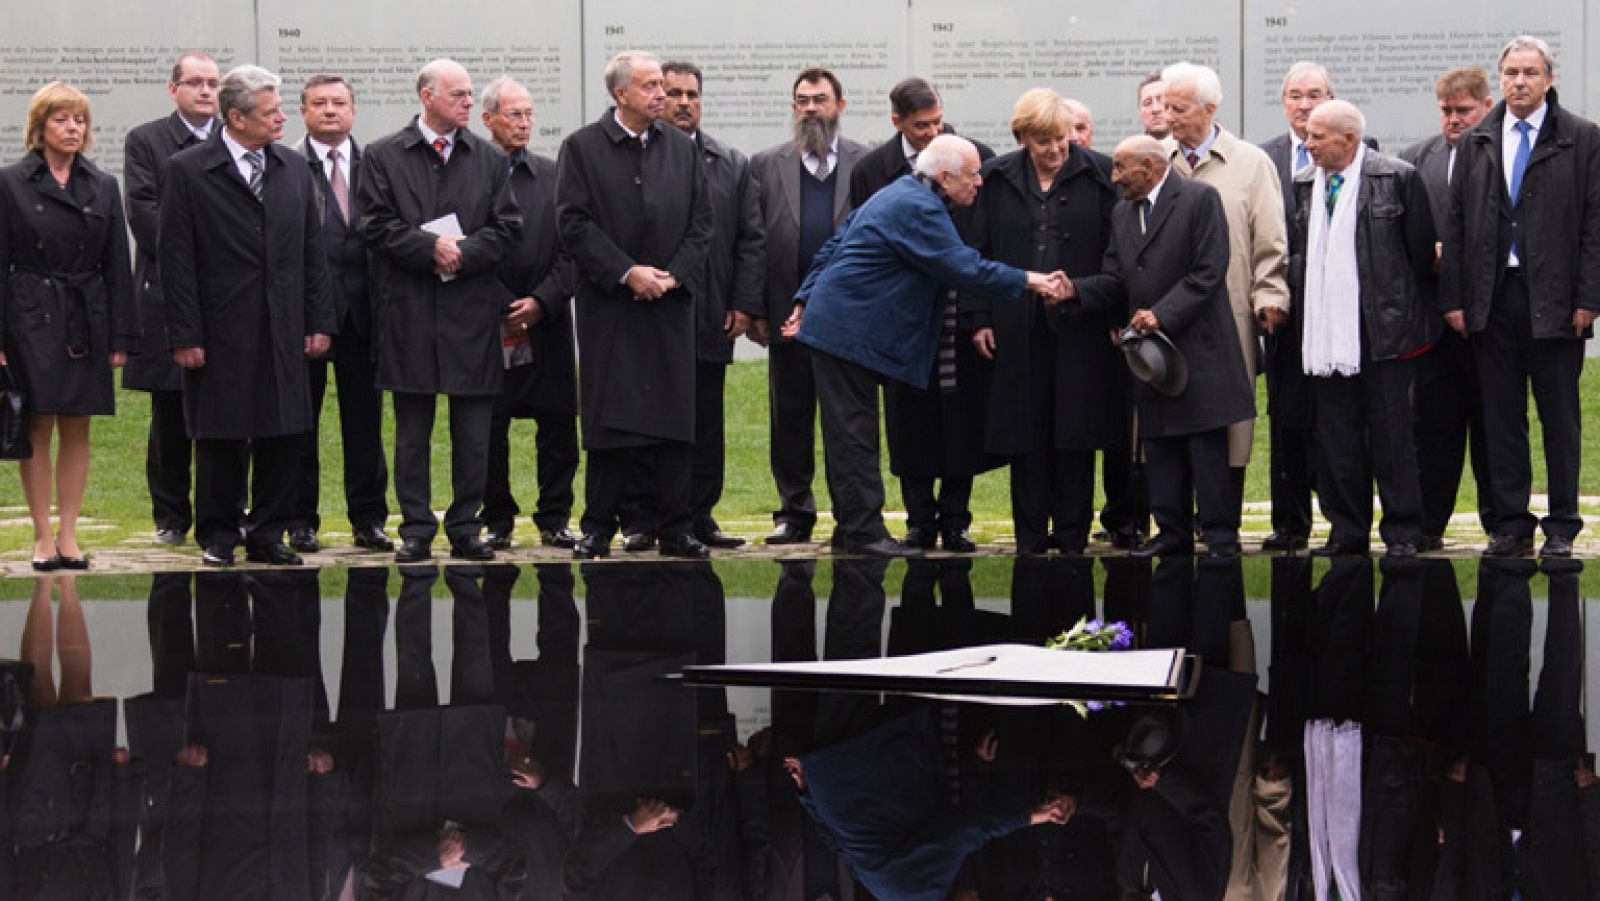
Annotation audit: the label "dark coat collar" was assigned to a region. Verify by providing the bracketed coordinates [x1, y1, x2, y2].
[17, 150, 101, 204]
[163, 111, 216, 146]
[598, 107, 666, 145]
[993, 142, 1092, 197]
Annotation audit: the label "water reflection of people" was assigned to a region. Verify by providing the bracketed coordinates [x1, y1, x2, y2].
[4, 573, 138, 898]
[125, 572, 196, 899]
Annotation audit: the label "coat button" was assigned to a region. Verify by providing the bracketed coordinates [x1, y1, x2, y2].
[34, 204, 42, 212]
[634, 176, 642, 185]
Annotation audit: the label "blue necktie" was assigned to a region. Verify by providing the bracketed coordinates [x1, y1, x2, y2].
[1326, 173, 1344, 217]
[1295, 143, 1310, 172]
[1509, 120, 1531, 204]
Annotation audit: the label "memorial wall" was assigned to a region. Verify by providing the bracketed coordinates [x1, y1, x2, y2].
[0, 0, 1592, 181]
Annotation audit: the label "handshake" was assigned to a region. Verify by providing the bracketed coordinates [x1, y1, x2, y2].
[1026, 270, 1073, 303]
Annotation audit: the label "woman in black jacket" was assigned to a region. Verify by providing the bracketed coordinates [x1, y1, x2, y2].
[964, 89, 1123, 554]
[0, 82, 135, 569]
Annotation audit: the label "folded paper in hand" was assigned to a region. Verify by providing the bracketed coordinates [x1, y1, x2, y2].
[422, 213, 463, 283]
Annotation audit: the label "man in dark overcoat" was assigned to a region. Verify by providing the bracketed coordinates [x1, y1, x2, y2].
[358, 58, 522, 564]
[159, 65, 334, 567]
[1289, 100, 1434, 557]
[288, 73, 393, 555]
[556, 51, 713, 559]
[476, 77, 580, 552]
[748, 68, 869, 547]
[1439, 35, 1600, 559]
[1399, 67, 1496, 549]
[123, 50, 221, 546]
[1069, 136, 1255, 557]
[849, 76, 996, 552]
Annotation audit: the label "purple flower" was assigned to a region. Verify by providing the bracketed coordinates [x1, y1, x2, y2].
[1086, 700, 1105, 712]
[1111, 631, 1132, 650]
[1086, 619, 1104, 633]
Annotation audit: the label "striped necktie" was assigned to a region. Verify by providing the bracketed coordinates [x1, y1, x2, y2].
[244, 149, 264, 200]
[1326, 172, 1344, 217]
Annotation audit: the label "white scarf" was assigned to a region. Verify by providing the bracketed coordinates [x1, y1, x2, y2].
[1301, 144, 1365, 377]
[1304, 719, 1363, 901]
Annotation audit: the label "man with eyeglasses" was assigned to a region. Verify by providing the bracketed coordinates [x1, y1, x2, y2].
[124, 50, 223, 548]
[781, 135, 1069, 557]
[357, 58, 521, 564]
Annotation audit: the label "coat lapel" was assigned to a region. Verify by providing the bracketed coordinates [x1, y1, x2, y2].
[1134, 178, 1180, 255]
[778, 145, 801, 229]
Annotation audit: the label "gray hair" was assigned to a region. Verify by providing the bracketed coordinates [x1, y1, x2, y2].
[1063, 97, 1092, 125]
[604, 51, 659, 97]
[1115, 135, 1169, 166]
[219, 65, 281, 120]
[1499, 35, 1555, 76]
[480, 76, 528, 114]
[914, 133, 972, 179]
[1309, 99, 1365, 138]
[416, 58, 462, 95]
[1280, 60, 1332, 97]
[1161, 62, 1223, 108]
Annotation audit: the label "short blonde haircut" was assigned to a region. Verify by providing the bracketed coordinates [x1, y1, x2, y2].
[1009, 88, 1074, 143]
[25, 81, 92, 153]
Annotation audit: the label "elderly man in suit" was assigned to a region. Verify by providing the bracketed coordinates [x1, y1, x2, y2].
[849, 75, 995, 552]
[749, 68, 868, 547]
[159, 65, 334, 567]
[1441, 36, 1600, 558]
[477, 76, 579, 552]
[1289, 100, 1435, 557]
[123, 51, 221, 547]
[359, 58, 521, 564]
[1400, 67, 1496, 551]
[1067, 136, 1256, 558]
[1163, 61, 1290, 532]
[557, 51, 714, 560]
[783, 135, 1068, 557]
[288, 74, 392, 555]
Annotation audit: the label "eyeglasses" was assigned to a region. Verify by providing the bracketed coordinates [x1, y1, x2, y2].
[177, 78, 220, 90]
[498, 109, 534, 122]
[794, 93, 834, 108]
[446, 90, 473, 102]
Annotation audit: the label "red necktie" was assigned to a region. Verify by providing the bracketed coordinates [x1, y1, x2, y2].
[433, 136, 448, 161]
[1185, 150, 1200, 170]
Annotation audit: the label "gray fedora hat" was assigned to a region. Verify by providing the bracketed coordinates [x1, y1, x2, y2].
[1117, 327, 1187, 397]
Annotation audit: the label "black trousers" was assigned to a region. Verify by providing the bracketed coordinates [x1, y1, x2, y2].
[194, 433, 298, 551]
[1311, 360, 1424, 549]
[392, 392, 493, 544]
[768, 339, 819, 530]
[583, 441, 692, 541]
[1474, 270, 1585, 540]
[1009, 449, 1092, 551]
[1143, 427, 1235, 548]
[293, 333, 389, 533]
[692, 361, 729, 531]
[1099, 447, 1149, 537]
[811, 350, 890, 548]
[145, 388, 192, 533]
[1413, 330, 1494, 537]
[901, 475, 972, 534]
[1268, 416, 1315, 538]
[482, 408, 578, 535]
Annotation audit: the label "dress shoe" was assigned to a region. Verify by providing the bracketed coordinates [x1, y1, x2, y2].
[901, 527, 938, 550]
[622, 532, 656, 552]
[846, 538, 925, 558]
[1385, 542, 1418, 558]
[540, 527, 578, 549]
[572, 535, 610, 559]
[1205, 542, 1241, 558]
[485, 529, 513, 550]
[394, 538, 432, 563]
[1260, 531, 1308, 552]
[353, 525, 395, 552]
[288, 528, 320, 554]
[1108, 529, 1144, 550]
[1541, 535, 1575, 558]
[154, 528, 185, 546]
[31, 556, 60, 572]
[1015, 538, 1052, 556]
[1129, 536, 1193, 558]
[941, 530, 977, 553]
[1091, 530, 1111, 543]
[659, 534, 711, 559]
[201, 546, 235, 567]
[1419, 535, 1445, 552]
[765, 522, 813, 545]
[1483, 534, 1534, 558]
[695, 528, 747, 549]
[1311, 541, 1369, 557]
[246, 543, 303, 566]
[449, 536, 496, 561]
[55, 554, 89, 570]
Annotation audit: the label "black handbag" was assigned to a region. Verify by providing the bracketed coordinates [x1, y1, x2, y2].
[0, 365, 31, 460]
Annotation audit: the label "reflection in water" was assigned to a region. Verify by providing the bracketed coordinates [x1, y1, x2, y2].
[0, 556, 1594, 898]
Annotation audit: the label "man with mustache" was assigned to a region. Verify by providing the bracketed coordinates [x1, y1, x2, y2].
[749, 68, 868, 548]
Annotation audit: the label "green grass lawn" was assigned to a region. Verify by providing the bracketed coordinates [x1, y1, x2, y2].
[10, 357, 1599, 556]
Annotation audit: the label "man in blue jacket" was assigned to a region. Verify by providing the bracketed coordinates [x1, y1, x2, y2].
[783, 135, 1067, 556]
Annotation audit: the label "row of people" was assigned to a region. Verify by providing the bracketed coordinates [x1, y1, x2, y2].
[1, 35, 1590, 566]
